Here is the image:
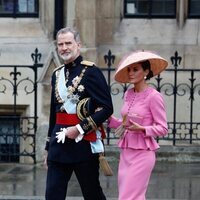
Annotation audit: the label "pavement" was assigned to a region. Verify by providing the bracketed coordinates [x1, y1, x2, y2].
[0, 147, 200, 200]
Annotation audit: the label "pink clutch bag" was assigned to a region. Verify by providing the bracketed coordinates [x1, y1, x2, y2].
[124, 113, 143, 126]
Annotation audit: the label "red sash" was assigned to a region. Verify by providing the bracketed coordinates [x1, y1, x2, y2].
[56, 112, 105, 142]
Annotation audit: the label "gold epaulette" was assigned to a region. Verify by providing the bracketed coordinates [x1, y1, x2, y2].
[53, 64, 64, 73]
[81, 60, 95, 67]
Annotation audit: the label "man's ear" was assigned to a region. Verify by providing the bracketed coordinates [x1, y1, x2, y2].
[77, 42, 82, 49]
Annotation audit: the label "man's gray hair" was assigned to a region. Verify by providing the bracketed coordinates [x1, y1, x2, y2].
[56, 27, 81, 42]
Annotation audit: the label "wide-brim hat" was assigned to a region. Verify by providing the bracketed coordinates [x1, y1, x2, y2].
[114, 50, 168, 83]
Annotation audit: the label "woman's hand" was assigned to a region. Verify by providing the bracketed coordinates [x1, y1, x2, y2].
[126, 119, 145, 132]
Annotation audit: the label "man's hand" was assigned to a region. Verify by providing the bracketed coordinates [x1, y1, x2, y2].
[66, 126, 80, 139]
[56, 128, 68, 143]
[55, 126, 80, 143]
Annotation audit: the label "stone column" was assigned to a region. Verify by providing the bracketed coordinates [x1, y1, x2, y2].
[177, 0, 188, 28]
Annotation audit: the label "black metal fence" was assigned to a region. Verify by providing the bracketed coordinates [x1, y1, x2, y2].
[0, 48, 42, 163]
[1, 49, 200, 163]
[103, 50, 200, 146]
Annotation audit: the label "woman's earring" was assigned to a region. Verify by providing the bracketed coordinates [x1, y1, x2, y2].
[144, 76, 147, 80]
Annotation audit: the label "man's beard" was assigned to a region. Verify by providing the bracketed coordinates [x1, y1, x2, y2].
[59, 50, 77, 63]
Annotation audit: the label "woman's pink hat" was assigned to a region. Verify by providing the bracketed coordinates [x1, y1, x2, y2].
[114, 50, 168, 83]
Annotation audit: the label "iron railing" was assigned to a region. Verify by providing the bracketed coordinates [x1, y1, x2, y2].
[0, 48, 42, 163]
[102, 50, 200, 145]
[1, 48, 200, 163]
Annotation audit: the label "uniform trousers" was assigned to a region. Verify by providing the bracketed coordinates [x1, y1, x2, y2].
[45, 157, 106, 200]
[118, 148, 156, 200]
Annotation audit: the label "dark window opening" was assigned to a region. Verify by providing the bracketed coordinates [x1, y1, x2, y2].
[0, 116, 20, 162]
[188, 0, 200, 18]
[124, 0, 176, 18]
[0, 0, 38, 18]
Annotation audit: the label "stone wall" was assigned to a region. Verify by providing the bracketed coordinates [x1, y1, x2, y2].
[1, 0, 200, 163]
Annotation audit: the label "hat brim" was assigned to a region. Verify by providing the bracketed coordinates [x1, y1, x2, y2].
[114, 50, 168, 83]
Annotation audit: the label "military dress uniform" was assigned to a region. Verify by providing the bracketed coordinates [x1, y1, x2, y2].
[45, 55, 113, 200]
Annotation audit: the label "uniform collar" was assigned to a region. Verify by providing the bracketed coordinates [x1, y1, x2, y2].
[64, 56, 83, 68]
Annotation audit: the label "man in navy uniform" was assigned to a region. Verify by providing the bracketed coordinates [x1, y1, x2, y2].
[44, 27, 113, 200]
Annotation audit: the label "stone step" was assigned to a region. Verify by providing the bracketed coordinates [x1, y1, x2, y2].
[105, 144, 200, 162]
[0, 197, 186, 200]
[0, 196, 117, 200]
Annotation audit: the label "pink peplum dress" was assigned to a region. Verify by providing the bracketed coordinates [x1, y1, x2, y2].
[109, 86, 168, 200]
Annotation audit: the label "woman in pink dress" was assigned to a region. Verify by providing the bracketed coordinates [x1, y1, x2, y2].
[108, 50, 168, 200]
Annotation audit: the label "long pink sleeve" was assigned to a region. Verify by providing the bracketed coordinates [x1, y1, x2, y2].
[144, 92, 168, 137]
[108, 115, 122, 129]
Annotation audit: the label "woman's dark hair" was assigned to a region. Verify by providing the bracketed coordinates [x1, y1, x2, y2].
[140, 60, 153, 80]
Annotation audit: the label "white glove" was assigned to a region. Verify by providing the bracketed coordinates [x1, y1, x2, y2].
[56, 128, 68, 143]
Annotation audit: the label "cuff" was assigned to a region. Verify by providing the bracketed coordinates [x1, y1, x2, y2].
[76, 124, 85, 135]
